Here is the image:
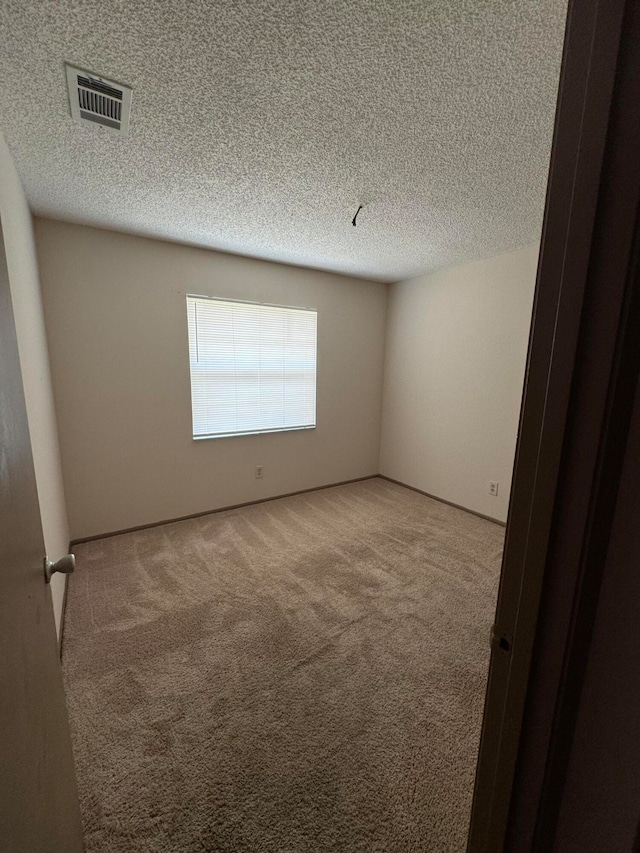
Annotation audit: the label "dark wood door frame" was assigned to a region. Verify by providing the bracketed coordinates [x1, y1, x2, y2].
[468, 0, 640, 848]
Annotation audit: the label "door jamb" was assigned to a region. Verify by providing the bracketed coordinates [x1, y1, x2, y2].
[467, 0, 634, 847]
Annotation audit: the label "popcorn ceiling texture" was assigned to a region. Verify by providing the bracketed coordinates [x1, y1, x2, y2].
[0, 1, 566, 281]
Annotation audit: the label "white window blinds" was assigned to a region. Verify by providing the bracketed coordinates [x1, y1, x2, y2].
[187, 296, 317, 439]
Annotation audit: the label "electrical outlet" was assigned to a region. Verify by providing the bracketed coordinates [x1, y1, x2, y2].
[255, 465, 264, 479]
[489, 481, 499, 496]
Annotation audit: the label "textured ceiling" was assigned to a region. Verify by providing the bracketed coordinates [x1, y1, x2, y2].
[0, 1, 566, 281]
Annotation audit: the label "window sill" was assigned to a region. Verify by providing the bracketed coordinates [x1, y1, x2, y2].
[193, 425, 316, 441]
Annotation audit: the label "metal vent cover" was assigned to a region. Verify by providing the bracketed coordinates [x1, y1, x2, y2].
[65, 65, 132, 134]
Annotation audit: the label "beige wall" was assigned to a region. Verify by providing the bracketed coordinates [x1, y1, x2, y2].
[379, 246, 538, 523]
[30, 218, 534, 542]
[36, 219, 387, 540]
[0, 134, 69, 636]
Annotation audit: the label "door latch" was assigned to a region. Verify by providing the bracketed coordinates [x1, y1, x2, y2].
[490, 624, 512, 654]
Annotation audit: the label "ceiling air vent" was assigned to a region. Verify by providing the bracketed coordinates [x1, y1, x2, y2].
[65, 65, 132, 134]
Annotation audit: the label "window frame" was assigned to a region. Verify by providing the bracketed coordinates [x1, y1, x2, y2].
[186, 293, 318, 441]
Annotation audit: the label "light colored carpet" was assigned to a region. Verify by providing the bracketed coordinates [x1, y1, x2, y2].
[62, 477, 503, 852]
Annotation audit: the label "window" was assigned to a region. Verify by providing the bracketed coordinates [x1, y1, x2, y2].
[186, 295, 317, 439]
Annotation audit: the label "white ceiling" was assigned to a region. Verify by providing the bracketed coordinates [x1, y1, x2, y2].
[0, 1, 566, 281]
